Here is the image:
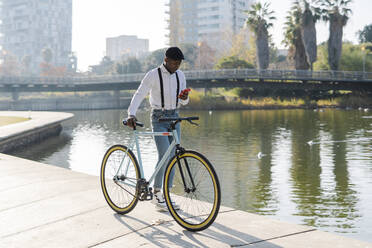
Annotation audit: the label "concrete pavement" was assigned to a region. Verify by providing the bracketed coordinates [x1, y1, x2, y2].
[1, 154, 372, 247]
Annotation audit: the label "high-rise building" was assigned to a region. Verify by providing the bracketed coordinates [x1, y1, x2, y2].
[166, 0, 253, 54]
[0, 0, 72, 74]
[106, 35, 149, 61]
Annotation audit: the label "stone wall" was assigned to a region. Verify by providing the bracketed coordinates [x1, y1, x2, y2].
[0, 123, 62, 153]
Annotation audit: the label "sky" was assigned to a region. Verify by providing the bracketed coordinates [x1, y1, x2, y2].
[72, 0, 372, 71]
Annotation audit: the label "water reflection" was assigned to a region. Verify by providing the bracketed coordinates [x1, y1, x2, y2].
[8, 108, 372, 242]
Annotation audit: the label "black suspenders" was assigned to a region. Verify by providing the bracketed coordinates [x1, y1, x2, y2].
[157, 68, 165, 109]
[157, 67, 180, 110]
[175, 72, 180, 108]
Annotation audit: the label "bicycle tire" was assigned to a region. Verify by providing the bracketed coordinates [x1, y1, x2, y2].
[163, 150, 221, 232]
[100, 145, 141, 214]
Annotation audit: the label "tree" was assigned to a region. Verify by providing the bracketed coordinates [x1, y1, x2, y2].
[300, 0, 321, 70]
[314, 42, 372, 72]
[21, 55, 32, 75]
[89, 56, 114, 75]
[115, 57, 142, 74]
[178, 43, 198, 70]
[357, 24, 372, 43]
[283, 2, 310, 70]
[195, 42, 216, 69]
[226, 28, 256, 66]
[143, 48, 167, 72]
[215, 56, 254, 69]
[319, 0, 352, 71]
[41, 48, 53, 64]
[245, 2, 276, 70]
[40, 48, 53, 76]
[0, 52, 20, 76]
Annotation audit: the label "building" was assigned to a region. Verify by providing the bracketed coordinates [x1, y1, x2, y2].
[106, 35, 149, 61]
[0, 0, 73, 75]
[166, 0, 253, 55]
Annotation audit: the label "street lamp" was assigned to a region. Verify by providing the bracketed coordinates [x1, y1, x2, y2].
[197, 42, 202, 70]
[362, 46, 366, 74]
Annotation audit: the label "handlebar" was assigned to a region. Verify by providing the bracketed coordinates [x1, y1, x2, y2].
[159, 116, 199, 126]
[158, 116, 199, 122]
[123, 116, 199, 130]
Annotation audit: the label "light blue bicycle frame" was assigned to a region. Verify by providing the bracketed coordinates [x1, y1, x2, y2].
[116, 128, 180, 188]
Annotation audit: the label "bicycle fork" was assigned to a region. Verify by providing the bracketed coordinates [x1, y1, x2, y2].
[175, 149, 196, 193]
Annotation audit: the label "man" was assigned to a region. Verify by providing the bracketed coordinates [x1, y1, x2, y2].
[126, 47, 189, 211]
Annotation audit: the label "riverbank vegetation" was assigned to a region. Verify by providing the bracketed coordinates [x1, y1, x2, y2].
[185, 88, 372, 110]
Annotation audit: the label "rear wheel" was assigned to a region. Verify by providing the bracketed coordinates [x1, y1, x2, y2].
[163, 150, 221, 232]
[100, 145, 141, 214]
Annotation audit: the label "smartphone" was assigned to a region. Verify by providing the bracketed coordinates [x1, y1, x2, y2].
[179, 88, 191, 97]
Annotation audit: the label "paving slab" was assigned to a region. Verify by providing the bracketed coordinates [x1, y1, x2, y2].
[0, 153, 371, 248]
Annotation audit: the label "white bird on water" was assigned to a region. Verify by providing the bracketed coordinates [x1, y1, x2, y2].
[257, 152, 266, 159]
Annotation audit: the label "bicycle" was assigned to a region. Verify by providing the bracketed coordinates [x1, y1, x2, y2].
[100, 116, 221, 232]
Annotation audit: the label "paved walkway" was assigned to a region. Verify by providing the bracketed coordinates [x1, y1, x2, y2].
[0, 111, 371, 247]
[2, 156, 372, 247]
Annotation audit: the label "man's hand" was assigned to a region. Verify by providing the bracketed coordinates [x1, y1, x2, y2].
[178, 88, 191, 100]
[126, 115, 137, 128]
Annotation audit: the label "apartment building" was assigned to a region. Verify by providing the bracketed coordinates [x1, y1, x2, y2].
[0, 0, 72, 74]
[167, 0, 252, 54]
[106, 35, 149, 61]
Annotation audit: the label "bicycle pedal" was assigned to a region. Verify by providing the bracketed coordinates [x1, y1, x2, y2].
[146, 190, 153, 201]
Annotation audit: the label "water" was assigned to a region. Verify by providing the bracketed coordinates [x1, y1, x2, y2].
[10, 108, 372, 242]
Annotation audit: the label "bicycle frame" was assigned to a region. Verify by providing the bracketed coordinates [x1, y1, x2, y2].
[117, 128, 180, 187]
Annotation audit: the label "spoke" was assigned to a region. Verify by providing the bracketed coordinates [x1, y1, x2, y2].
[102, 147, 139, 210]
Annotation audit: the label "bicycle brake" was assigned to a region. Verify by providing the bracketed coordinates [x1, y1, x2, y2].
[187, 119, 199, 126]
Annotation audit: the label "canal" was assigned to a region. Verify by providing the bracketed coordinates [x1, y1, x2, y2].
[9, 108, 372, 242]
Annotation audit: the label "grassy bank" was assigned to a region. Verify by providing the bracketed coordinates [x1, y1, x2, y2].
[185, 89, 372, 110]
[0, 116, 29, 127]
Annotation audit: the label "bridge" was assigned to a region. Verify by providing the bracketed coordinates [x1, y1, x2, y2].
[1, 69, 372, 100]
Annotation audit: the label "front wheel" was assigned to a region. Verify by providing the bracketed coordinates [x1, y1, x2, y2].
[163, 150, 221, 232]
[100, 145, 141, 214]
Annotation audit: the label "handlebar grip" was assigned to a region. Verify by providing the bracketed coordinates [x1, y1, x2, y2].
[122, 120, 144, 127]
[188, 117, 199, 120]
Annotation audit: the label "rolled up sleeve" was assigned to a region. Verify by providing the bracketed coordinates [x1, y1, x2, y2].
[128, 71, 153, 116]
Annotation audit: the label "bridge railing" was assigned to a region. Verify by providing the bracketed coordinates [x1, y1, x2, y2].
[184, 69, 372, 81]
[0, 69, 371, 85]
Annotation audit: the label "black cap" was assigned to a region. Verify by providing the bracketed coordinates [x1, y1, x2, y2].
[165, 47, 184, 60]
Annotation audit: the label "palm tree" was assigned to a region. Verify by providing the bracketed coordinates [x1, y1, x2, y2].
[319, 0, 352, 71]
[245, 2, 276, 70]
[283, 2, 310, 70]
[300, 0, 322, 70]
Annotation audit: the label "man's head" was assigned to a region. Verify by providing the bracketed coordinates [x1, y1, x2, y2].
[164, 47, 184, 73]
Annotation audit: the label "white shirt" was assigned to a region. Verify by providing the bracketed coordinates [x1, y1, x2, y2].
[128, 64, 189, 116]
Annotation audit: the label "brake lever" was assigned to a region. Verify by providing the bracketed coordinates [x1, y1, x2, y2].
[187, 119, 199, 126]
